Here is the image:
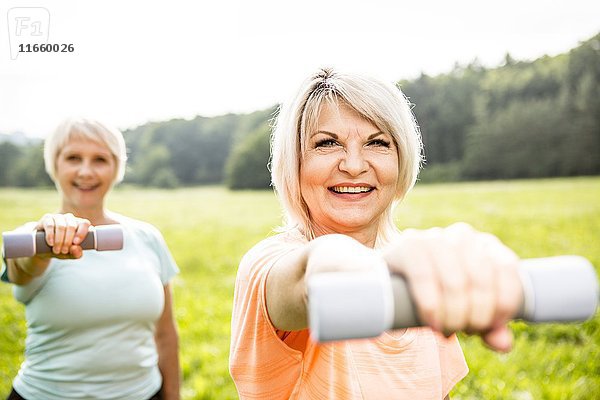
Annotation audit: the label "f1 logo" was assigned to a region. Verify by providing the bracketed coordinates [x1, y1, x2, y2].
[7, 7, 50, 60]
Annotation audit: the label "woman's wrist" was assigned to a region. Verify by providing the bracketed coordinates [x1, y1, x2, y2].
[12, 255, 50, 278]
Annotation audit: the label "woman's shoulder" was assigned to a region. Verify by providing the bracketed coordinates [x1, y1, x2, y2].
[238, 228, 306, 275]
[244, 228, 306, 258]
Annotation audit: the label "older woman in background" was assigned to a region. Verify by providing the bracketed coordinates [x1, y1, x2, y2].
[1, 118, 180, 400]
[229, 68, 522, 399]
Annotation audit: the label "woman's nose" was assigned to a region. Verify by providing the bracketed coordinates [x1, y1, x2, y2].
[76, 160, 93, 176]
[339, 148, 368, 176]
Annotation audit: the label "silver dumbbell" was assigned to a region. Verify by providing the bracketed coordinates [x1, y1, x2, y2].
[308, 256, 599, 342]
[2, 225, 124, 259]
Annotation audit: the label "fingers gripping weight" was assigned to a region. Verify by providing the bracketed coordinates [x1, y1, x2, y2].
[308, 256, 599, 342]
[2, 225, 124, 258]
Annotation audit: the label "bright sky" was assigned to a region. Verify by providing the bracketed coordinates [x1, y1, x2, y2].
[1, 0, 599, 138]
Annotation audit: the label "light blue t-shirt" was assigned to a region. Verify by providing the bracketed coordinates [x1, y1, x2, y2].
[1, 214, 179, 400]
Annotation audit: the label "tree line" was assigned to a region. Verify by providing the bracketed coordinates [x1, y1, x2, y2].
[404, 33, 600, 182]
[1, 33, 598, 189]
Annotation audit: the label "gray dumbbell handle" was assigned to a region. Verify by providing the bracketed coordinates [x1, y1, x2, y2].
[308, 256, 599, 342]
[2, 225, 124, 258]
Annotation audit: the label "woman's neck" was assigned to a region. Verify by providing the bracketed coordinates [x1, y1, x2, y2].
[60, 204, 115, 226]
[310, 222, 378, 248]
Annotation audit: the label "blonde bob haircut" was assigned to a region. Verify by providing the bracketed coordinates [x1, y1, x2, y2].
[44, 117, 127, 186]
[270, 67, 424, 245]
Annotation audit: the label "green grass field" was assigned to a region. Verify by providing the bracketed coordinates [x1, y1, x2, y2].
[1, 177, 599, 399]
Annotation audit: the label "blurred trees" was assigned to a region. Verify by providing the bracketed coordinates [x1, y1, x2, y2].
[1, 33, 598, 189]
[123, 107, 275, 188]
[408, 33, 600, 182]
[400, 62, 484, 164]
[225, 125, 272, 190]
[0, 142, 53, 187]
[0, 142, 22, 186]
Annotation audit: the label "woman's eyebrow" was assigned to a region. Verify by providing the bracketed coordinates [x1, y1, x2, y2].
[311, 130, 339, 139]
[367, 132, 385, 140]
[310, 130, 385, 140]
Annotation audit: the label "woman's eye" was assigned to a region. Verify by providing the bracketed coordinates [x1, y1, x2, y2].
[315, 138, 338, 148]
[66, 155, 81, 161]
[94, 157, 107, 163]
[368, 139, 391, 148]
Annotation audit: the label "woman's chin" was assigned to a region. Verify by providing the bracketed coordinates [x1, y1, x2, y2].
[318, 215, 379, 234]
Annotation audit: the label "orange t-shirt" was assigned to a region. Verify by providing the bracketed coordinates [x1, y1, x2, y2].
[229, 229, 469, 399]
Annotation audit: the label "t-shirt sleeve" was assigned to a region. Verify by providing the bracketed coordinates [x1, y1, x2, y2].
[229, 234, 305, 400]
[146, 225, 179, 285]
[113, 215, 179, 285]
[435, 333, 469, 397]
[12, 263, 54, 304]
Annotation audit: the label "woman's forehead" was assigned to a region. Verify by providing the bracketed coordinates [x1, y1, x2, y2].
[310, 102, 383, 138]
[317, 102, 371, 124]
[61, 135, 111, 154]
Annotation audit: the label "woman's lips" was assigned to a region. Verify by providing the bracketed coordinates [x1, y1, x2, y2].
[328, 185, 375, 199]
[329, 186, 374, 194]
[73, 182, 100, 191]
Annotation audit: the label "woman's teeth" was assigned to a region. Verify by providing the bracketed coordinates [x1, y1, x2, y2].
[331, 186, 372, 193]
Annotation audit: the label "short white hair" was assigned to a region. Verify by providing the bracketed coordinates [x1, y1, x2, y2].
[44, 117, 127, 185]
[270, 67, 424, 244]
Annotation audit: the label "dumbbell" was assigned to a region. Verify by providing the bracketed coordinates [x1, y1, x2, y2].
[307, 256, 599, 342]
[2, 225, 124, 259]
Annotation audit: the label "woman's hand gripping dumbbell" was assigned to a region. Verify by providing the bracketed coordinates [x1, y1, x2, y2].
[2, 214, 124, 285]
[308, 255, 599, 342]
[3, 224, 123, 259]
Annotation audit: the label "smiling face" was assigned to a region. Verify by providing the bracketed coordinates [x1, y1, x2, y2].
[55, 137, 117, 214]
[300, 101, 399, 241]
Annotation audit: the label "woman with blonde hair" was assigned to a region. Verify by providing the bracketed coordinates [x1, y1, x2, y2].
[1, 118, 180, 400]
[229, 68, 522, 399]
